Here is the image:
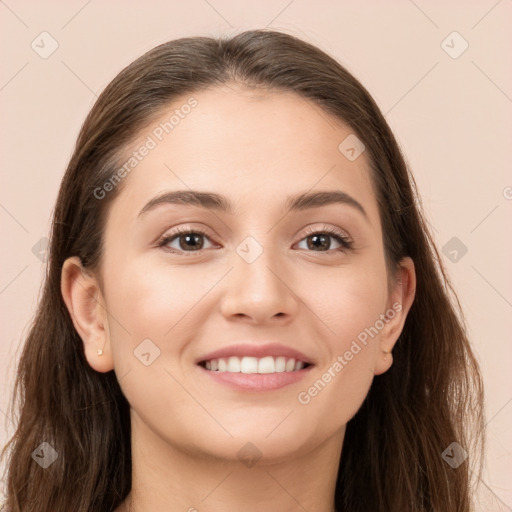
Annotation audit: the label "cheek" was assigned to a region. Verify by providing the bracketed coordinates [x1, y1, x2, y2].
[312, 259, 389, 346]
[102, 259, 215, 432]
[296, 287, 384, 430]
[296, 353, 375, 436]
[106, 252, 212, 324]
[102, 255, 215, 359]
[296, 263, 387, 419]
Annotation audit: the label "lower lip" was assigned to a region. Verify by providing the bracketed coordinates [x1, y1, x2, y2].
[198, 365, 313, 391]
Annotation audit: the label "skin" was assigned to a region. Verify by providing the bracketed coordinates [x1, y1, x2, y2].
[61, 84, 416, 512]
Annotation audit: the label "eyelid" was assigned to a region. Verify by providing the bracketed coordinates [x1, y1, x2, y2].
[300, 224, 351, 241]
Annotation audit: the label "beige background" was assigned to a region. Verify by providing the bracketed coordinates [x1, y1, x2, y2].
[1, 1, 511, 509]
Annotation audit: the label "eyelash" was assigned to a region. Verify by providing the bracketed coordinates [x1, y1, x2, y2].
[157, 225, 354, 256]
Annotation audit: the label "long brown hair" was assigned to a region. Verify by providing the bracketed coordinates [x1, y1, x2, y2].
[1, 29, 484, 511]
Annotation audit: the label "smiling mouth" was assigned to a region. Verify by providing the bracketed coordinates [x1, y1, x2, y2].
[198, 356, 312, 374]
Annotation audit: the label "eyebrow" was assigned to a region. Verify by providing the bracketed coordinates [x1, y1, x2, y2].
[137, 189, 368, 220]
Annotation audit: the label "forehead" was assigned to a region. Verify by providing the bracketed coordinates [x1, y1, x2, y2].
[109, 84, 379, 224]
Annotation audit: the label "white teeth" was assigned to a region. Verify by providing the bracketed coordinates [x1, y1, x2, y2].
[285, 358, 296, 372]
[202, 356, 308, 374]
[227, 356, 240, 372]
[294, 360, 304, 371]
[240, 357, 258, 374]
[275, 356, 286, 372]
[258, 356, 275, 374]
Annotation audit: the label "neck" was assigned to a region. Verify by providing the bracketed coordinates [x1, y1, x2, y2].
[119, 412, 344, 512]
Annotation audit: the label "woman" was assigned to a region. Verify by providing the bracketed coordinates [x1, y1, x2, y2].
[1, 29, 484, 511]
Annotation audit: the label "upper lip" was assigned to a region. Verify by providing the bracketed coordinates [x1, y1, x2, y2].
[196, 343, 315, 365]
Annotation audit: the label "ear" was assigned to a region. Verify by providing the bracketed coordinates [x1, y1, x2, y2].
[374, 256, 416, 376]
[60, 256, 115, 373]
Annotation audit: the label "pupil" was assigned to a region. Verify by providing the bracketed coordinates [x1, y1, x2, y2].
[309, 234, 329, 250]
[181, 234, 203, 250]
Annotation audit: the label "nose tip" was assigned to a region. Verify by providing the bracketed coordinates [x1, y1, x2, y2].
[219, 254, 298, 324]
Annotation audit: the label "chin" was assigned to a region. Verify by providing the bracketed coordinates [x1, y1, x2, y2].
[190, 420, 319, 463]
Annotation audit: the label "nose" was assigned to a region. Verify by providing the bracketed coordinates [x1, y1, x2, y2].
[219, 241, 299, 325]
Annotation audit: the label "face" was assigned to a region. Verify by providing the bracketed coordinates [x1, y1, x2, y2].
[64, 84, 414, 463]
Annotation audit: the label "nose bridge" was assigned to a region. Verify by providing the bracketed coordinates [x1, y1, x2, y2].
[219, 231, 297, 321]
[238, 231, 286, 293]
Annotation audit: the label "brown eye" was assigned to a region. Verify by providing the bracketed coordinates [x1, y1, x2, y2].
[176, 233, 205, 251]
[158, 228, 215, 254]
[308, 233, 332, 250]
[297, 227, 353, 253]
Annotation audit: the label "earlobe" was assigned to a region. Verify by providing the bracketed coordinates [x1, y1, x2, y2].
[374, 257, 416, 376]
[60, 256, 115, 373]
